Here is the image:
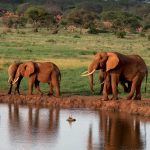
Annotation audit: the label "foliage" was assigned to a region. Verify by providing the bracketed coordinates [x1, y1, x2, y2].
[76, 1, 103, 13]
[143, 14, 150, 30]
[101, 11, 141, 31]
[87, 25, 99, 34]
[2, 16, 27, 28]
[25, 5, 56, 30]
[64, 8, 99, 29]
[148, 34, 150, 41]
[16, 3, 31, 16]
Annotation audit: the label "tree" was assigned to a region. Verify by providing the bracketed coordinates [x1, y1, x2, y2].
[101, 11, 141, 32]
[25, 5, 55, 31]
[64, 8, 99, 33]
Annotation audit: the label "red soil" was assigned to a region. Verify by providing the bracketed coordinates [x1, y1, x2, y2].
[0, 92, 150, 117]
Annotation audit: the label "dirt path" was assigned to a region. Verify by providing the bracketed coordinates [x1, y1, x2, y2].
[0, 92, 150, 117]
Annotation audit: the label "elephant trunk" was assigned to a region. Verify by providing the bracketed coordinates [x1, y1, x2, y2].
[88, 63, 95, 93]
[8, 76, 12, 83]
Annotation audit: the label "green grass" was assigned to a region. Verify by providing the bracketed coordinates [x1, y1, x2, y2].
[0, 27, 150, 97]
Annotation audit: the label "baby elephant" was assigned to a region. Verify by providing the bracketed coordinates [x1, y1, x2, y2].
[13, 61, 61, 97]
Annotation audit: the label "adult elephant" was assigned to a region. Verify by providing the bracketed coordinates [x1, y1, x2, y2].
[13, 61, 61, 97]
[82, 52, 148, 100]
[8, 62, 23, 94]
[82, 63, 131, 95]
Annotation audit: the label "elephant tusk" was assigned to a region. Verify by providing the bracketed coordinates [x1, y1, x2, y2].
[100, 81, 105, 85]
[12, 77, 19, 85]
[8, 77, 12, 83]
[81, 69, 96, 76]
[81, 70, 88, 75]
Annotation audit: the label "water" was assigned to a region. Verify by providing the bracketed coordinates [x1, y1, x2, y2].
[0, 104, 150, 150]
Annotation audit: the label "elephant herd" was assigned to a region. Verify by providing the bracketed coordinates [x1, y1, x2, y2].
[8, 52, 148, 100]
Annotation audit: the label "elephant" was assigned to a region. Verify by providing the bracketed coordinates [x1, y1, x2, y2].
[7, 62, 23, 94]
[82, 62, 131, 95]
[99, 69, 131, 94]
[13, 61, 61, 97]
[98, 69, 131, 94]
[82, 52, 148, 100]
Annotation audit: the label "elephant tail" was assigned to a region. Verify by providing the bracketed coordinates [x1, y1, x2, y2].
[145, 70, 148, 93]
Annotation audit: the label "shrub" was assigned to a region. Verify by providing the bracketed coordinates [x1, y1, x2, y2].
[60, 19, 68, 26]
[25, 5, 56, 30]
[2, 16, 27, 28]
[87, 25, 99, 34]
[101, 11, 141, 32]
[115, 31, 126, 38]
[64, 8, 99, 31]
[148, 35, 150, 41]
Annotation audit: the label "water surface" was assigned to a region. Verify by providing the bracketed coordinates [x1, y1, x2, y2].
[0, 104, 150, 150]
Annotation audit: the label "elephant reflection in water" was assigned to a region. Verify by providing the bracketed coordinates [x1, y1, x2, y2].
[28, 106, 60, 132]
[87, 124, 93, 150]
[8, 104, 21, 129]
[8, 104, 60, 143]
[99, 111, 144, 150]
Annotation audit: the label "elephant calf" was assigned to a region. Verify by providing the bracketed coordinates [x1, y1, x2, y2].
[13, 61, 61, 97]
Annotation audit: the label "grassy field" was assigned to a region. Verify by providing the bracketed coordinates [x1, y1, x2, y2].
[0, 27, 150, 97]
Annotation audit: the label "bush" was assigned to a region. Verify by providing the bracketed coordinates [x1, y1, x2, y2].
[2, 16, 27, 28]
[25, 5, 56, 29]
[64, 8, 99, 29]
[60, 19, 68, 26]
[148, 35, 150, 41]
[87, 25, 99, 34]
[115, 31, 126, 38]
[101, 11, 141, 32]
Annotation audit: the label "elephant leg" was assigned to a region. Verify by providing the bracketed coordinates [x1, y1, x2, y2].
[48, 83, 53, 96]
[133, 75, 144, 100]
[35, 80, 42, 95]
[133, 82, 142, 100]
[126, 75, 139, 100]
[102, 75, 110, 101]
[28, 77, 35, 95]
[100, 82, 104, 94]
[111, 73, 119, 100]
[14, 76, 23, 95]
[8, 83, 13, 94]
[51, 73, 60, 97]
[120, 81, 128, 93]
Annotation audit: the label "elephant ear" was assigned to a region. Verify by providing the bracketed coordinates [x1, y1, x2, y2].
[106, 52, 119, 72]
[24, 61, 35, 77]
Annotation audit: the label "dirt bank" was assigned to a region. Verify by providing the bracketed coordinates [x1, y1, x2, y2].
[0, 93, 150, 117]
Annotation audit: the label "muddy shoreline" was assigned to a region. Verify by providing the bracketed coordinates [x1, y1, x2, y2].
[0, 93, 150, 117]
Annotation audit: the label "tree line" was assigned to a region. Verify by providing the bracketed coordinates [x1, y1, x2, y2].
[0, 0, 149, 38]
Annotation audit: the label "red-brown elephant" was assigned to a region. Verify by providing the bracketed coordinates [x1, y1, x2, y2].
[13, 61, 61, 97]
[82, 52, 148, 100]
[7, 62, 23, 94]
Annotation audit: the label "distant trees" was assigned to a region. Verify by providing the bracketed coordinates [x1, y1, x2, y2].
[0, 0, 150, 34]
[25, 6, 56, 31]
[101, 11, 141, 32]
[64, 8, 99, 33]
